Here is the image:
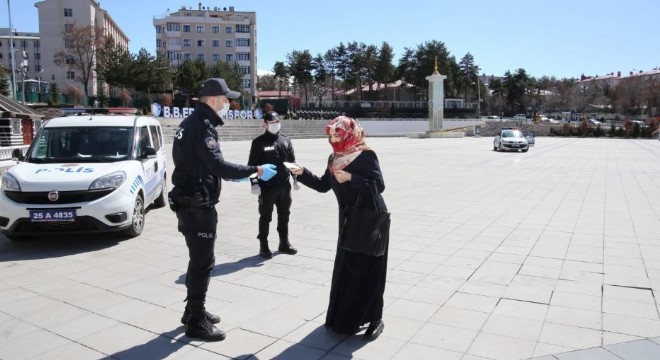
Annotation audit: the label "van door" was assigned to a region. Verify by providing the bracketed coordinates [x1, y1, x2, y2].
[148, 123, 166, 195]
[136, 126, 159, 204]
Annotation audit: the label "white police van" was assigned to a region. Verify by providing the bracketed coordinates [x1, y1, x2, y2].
[0, 115, 167, 240]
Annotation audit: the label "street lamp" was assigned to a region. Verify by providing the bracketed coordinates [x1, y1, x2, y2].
[20, 52, 28, 104]
[473, 79, 481, 119]
[37, 69, 44, 102]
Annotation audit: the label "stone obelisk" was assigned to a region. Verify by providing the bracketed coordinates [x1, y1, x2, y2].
[426, 57, 447, 132]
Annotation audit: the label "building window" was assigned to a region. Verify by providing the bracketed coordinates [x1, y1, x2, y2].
[212, 26, 219, 33]
[226, 40, 232, 48]
[34, 40, 40, 48]
[212, 40, 220, 47]
[64, 8, 73, 17]
[197, 40, 205, 47]
[0, 40, 3, 47]
[183, 39, 191, 47]
[166, 22, 181, 31]
[156, 25, 164, 33]
[212, 53, 220, 61]
[225, 26, 232, 33]
[35, 64, 41, 72]
[34, 53, 40, 60]
[197, 53, 205, 61]
[182, 24, 191, 32]
[236, 25, 250, 33]
[242, 79, 250, 88]
[65, 56, 75, 64]
[156, 39, 163, 48]
[239, 66, 250, 75]
[226, 54, 233, 61]
[196, 25, 204, 33]
[0, 53, 3, 59]
[237, 52, 250, 61]
[183, 53, 192, 60]
[20, 40, 27, 48]
[236, 38, 250, 47]
[65, 40, 73, 49]
[66, 71, 75, 79]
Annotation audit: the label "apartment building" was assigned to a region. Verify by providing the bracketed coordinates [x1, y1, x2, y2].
[0, 29, 42, 97]
[35, 0, 129, 98]
[153, 4, 257, 101]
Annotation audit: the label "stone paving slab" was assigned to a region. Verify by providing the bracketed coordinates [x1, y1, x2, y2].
[1, 137, 660, 359]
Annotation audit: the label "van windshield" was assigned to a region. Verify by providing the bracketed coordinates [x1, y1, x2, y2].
[27, 127, 134, 163]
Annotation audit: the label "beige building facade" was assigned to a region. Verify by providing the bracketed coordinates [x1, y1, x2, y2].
[153, 4, 257, 101]
[35, 0, 129, 98]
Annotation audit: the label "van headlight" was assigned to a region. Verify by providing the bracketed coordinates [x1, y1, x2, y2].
[90, 171, 126, 190]
[1, 173, 21, 191]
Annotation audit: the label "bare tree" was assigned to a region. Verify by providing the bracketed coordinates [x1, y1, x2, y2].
[53, 25, 104, 98]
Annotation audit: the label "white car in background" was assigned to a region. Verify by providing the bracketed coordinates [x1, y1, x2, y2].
[0, 115, 167, 240]
[493, 128, 529, 152]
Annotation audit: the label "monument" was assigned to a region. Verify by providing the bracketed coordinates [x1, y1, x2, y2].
[407, 57, 482, 138]
[426, 57, 447, 133]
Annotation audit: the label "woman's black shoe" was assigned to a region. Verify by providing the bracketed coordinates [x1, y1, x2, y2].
[364, 320, 384, 340]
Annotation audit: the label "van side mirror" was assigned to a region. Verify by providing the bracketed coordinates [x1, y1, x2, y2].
[11, 148, 24, 161]
[142, 146, 157, 159]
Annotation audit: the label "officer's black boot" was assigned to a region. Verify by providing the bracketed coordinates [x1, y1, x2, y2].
[185, 316, 226, 342]
[181, 306, 221, 325]
[259, 239, 273, 259]
[278, 239, 297, 255]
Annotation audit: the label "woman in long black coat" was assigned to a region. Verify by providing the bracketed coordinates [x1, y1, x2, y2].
[291, 116, 388, 340]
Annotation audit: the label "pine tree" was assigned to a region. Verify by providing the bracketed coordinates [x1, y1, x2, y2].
[0, 68, 10, 96]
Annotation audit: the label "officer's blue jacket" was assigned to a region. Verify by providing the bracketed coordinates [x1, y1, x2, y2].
[171, 102, 258, 205]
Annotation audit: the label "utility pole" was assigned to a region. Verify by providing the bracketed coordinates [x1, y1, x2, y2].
[7, 0, 18, 101]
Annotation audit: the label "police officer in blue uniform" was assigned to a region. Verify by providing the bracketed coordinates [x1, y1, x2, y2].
[169, 78, 277, 342]
[248, 111, 298, 259]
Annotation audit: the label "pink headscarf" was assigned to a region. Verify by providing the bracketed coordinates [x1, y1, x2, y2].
[325, 116, 369, 172]
[325, 116, 366, 154]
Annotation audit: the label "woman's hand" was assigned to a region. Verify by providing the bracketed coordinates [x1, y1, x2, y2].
[290, 163, 304, 175]
[333, 170, 352, 183]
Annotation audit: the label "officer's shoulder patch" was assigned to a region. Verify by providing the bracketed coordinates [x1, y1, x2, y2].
[205, 137, 217, 149]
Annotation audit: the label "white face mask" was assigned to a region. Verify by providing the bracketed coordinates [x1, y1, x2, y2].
[217, 102, 230, 118]
[267, 123, 281, 134]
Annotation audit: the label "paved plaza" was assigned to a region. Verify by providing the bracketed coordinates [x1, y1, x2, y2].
[1, 136, 660, 360]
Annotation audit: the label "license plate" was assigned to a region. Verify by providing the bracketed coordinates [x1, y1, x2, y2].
[29, 209, 77, 222]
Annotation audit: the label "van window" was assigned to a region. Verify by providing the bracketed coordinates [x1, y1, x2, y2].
[149, 125, 161, 151]
[136, 126, 151, 156]
[28, 127, 133, 163]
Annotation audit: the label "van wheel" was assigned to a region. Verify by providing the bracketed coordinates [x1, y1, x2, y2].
[153, 181, 167, 208]
[124, 196, 145, 238]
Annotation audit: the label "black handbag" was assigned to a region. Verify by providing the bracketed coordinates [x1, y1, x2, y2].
[338, 181, 390, 257]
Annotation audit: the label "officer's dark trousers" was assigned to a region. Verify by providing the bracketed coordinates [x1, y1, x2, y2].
[258, 182, 292, 242]
[176, 206, 218, 317]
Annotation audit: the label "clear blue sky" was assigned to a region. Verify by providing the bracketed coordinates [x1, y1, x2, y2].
[3, 0, 659, 79]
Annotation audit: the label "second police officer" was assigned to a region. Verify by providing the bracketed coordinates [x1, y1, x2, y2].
[170, 78, 277, 342]
[248, 111, 298, 259]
